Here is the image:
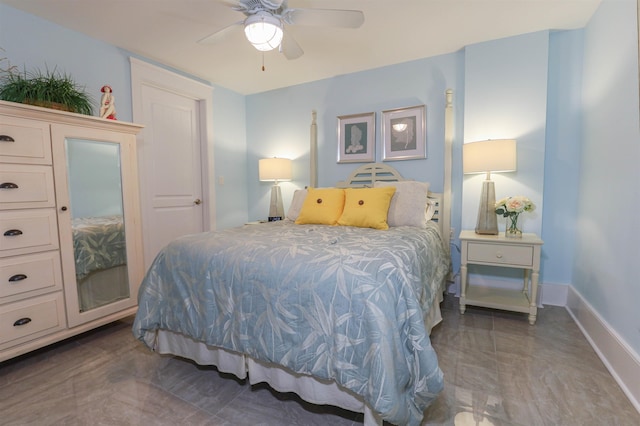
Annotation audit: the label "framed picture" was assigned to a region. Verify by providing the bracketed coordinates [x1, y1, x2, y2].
[337, 112, 375, 163]
[382, 105, 426, 161]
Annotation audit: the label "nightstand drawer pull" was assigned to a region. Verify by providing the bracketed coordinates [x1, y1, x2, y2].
[13, 317, 32, 327]
[0, 182, 19, 189]
[9, 274, 28, 282]
[0, 135, 15, 142]
[496, 252, 503, 259]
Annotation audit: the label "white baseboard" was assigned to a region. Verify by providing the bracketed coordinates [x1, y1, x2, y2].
[566, 286, 640, 414]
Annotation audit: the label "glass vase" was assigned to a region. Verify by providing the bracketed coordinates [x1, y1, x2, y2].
[505, 214, 522, 238]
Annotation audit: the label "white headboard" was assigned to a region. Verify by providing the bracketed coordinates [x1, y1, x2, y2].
[335, 163, 404, 187]
[334, 163, 445, 241]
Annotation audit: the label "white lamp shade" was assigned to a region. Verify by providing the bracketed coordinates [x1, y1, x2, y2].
[463, 139, 517, 174]
[244, 13, 283, 51]
[259, 158, 292, 181]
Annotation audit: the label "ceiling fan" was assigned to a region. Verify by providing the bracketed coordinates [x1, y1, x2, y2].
[198, 0, 365, 60]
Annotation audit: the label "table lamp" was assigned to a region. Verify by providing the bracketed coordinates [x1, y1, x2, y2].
[259, 157, 292, 221]
[463, 139, 517, 234]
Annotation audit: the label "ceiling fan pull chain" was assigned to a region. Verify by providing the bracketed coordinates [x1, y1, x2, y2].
[262, 53, 266, 71]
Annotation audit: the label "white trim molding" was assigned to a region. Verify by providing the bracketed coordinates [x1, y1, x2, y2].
[130, 57, 216, 231]
[566, 285, 640, 414]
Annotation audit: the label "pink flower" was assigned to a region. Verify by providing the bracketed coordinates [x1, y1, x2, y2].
[495, 195, 535, 216]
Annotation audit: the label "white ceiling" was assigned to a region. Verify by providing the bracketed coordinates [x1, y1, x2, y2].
[1, 0, 602, 95]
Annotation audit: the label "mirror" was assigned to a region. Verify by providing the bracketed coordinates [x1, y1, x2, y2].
[65, 138, 130, 312]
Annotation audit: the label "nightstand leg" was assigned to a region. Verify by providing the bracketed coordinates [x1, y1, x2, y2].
[460, 264, 467, 314]
[522, 269, 530, 293]
[528, 269, 540, 325]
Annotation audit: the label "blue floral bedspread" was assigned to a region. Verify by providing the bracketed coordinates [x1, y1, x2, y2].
[132, 220, 450, 425]
[72, 215, 126, 280]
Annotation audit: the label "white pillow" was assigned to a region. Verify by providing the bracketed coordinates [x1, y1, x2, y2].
[374, 181, 430, 228]
[286, 189, 308, 221]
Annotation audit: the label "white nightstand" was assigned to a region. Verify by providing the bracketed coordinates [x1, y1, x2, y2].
[459, 230, 544, 324]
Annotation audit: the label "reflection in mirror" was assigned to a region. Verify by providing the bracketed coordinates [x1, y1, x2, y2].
[65, 138, 129, 312]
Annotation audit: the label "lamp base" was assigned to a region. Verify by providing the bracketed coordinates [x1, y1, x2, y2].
[475, 180, 498, 235]
[268, 184, 284, 222]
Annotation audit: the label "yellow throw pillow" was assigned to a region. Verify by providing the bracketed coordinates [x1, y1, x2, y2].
[337, 187, 396, 230]
[295, 188, 345, 225]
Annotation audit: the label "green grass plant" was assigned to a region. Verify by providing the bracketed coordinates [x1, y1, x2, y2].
[0, 67, 93, 115]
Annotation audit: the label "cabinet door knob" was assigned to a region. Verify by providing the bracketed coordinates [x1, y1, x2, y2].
[61, 206, 68, 211]
[496, 252, 503, 259]
[194, 198, 202, 205]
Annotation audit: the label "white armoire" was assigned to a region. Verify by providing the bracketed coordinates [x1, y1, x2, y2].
[0, 100, 144, 362]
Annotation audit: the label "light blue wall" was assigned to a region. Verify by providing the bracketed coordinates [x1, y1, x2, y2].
[544, 29, 584, 285]
[576, 0, 640, 353]
[0, 6, 133, 121]
[211, 85, 250, 229]
[460, 31, 549, 285]
[462, 31, 549, 237]
[245, 54, 464, 238]
[0, 4, 248, 231]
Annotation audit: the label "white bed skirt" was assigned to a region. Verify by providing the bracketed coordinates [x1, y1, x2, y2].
[78, 265, 129, 312]
[156, 330, 384, 425]
[153, 290, 444, 426]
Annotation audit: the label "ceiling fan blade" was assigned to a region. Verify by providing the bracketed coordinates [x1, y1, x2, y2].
[219, 0, 239, 5]
[283, 9, 364, 28]
[197, 21, 243, 44]
[280, 31, 304, 60]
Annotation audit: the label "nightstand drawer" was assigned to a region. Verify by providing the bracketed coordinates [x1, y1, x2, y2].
[467, 242, 534, 267]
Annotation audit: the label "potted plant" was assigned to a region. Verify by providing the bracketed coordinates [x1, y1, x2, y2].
[0, 65, 94, 115]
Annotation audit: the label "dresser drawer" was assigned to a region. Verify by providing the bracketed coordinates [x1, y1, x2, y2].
[0, 209, 59, 257]
[0, 164, 55, 209]
[0, 251, 62, 301]
[0, 116, 52, 165]
[467, 242, 534, 267]
[0, 292, 66, 349]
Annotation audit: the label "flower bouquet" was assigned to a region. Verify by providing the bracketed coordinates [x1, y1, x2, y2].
[495, 196, 536, 238]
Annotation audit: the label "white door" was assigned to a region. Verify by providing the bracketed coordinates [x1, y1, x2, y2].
[131, 58, 215, 269]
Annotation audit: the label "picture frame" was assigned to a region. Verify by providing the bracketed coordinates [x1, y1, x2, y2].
[337, 112, 375, 163]
[382, 105, 426, 161]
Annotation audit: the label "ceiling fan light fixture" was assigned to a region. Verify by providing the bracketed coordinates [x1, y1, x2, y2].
[244, 13, 283, 52]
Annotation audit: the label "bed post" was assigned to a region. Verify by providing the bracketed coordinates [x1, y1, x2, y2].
[310, 110, 318, 188]
[443, 89, 453, 257]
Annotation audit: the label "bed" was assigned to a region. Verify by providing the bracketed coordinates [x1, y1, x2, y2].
[133, 91, 455, 425]
[72, 215, 130, 311]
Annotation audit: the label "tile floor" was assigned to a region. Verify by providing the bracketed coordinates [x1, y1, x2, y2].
[1, 295, 638, 425]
